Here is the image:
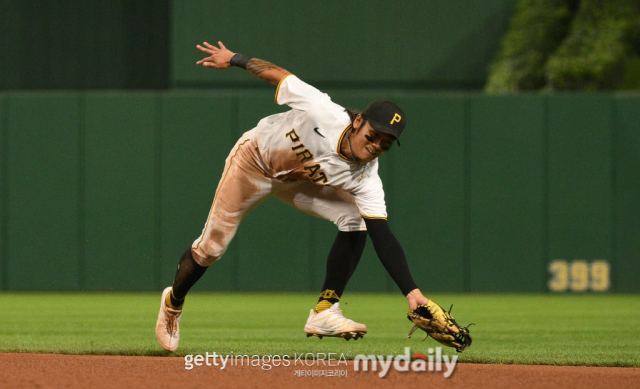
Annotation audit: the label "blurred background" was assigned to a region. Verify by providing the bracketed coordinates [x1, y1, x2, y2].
[0, 0, 638, 293]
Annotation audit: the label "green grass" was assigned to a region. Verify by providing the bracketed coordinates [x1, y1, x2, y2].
[2, 292, 639, 367]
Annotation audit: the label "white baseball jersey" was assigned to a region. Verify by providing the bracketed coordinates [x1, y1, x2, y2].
[253, 75, 387, 219]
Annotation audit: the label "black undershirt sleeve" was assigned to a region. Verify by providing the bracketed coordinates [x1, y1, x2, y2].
[363, 218, 418, 296]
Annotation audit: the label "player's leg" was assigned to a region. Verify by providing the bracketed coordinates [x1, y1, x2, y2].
[276, 184, 367, 308]
[173, 135, 272, 299]
[317, 230, 367, 310]
[275, 184, 368, 340]
[156, 134, 273, 352]
[165, 247, 206, 310]
[190, 138, 273, 268]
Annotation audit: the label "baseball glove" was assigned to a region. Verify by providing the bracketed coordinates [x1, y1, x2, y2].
[406, 301, 473, 352]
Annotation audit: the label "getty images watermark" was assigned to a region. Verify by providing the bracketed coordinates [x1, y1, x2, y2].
[184, 347, 458, 378]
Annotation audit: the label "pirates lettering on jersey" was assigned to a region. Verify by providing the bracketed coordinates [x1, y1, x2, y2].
[285, 129, 328, 184]
[304, 164, 328, 183]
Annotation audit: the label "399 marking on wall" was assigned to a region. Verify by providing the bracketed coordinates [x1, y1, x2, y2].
[548, 260, 610, 292]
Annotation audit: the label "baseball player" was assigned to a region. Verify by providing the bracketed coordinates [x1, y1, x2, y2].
[156, 40, 441, 353]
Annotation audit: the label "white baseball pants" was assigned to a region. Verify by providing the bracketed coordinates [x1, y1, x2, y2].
[191, 130, 365, 266]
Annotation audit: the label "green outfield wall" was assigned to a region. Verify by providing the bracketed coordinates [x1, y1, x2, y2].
[1, 0, 515, 90]
[171, 0, 516, 89]
[0, 91, 638, 293]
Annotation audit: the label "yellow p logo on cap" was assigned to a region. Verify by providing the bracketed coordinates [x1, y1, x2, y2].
[390, 113, 402, 125]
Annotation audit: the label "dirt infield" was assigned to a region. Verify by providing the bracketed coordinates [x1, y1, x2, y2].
[1, 353, 638, 389]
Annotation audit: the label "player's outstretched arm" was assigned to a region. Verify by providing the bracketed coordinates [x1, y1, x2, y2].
[364, 218, 430, 310]
[196, 41, 291, 86]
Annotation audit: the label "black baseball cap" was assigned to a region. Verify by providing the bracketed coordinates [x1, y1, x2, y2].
[361, 99, 406, 145]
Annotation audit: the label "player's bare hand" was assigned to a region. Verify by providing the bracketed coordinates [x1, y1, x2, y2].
[196, 41, 235, 69]
[406, 289, 430, 311]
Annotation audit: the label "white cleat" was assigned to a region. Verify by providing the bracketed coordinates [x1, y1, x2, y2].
[155, 287, 182, 353]
[304, 303, 367, 341]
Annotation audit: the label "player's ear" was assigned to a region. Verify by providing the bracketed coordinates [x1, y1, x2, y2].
[353, 114, 363, 130]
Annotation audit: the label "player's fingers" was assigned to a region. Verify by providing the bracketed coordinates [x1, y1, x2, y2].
[218, 41, 226, 50]
[203, 41, 218, 50]
[196, 45, 214, 54]
[196, 57, 213, 65]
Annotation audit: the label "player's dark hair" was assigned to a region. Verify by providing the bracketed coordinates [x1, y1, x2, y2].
[344, 108, 361, 124]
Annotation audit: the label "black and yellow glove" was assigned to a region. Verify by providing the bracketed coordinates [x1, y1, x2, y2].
[406, 300, 473, 352]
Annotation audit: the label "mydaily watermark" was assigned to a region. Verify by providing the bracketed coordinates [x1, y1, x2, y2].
[354, 347, 458, 378]
[184, 347, 457, 378]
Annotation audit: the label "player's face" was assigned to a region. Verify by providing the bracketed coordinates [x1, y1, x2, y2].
[351, 118, 395, 162]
